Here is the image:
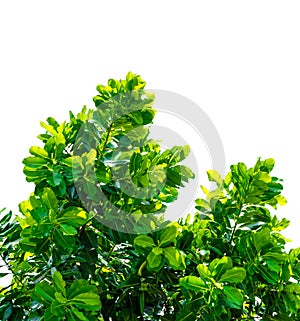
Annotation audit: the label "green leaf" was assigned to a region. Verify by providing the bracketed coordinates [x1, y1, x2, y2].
[209, 256, 233, 280]
[147, 247, 164, 270]
[284, 283, 300, 295]
[257, 265, 279, 284]
[47, 171, 63, 187]
[19, 238, 38, 252]
[70, 292, 101, 311]
[164, 247, 186, 270]
[207, 169, 223, 186]
[40, 121, 58, 136]
[55, 132, 66, 147]
[53, 229, 75, 249]
[32, 282, 56, 304]
[275, 195, 287, 206]
[159, 224, 178, 247]
[54, 293, 68, 305]
[61, 156, 73, 167]
[134, 235, 155, 249]
[31, 207, 47, 223]
[196, 264, 211, 279]
[195, 198, 210, 210]
[222, 286, 244, 309]
[50, 299, 66, 317]
[60, 224, 77, 236]
[22, 156, 48, 168]
[219, 267, 246, 283]
[253, 227, 270, 251]
[67, 280, 97, 300]
[29, 146, 49, 159]
[42, 188, 58, 214]
[59, 207, 89, 227]
[179, 276, 207, 292]
[169, 145, 190, 162]
[69, 307, 87, 321]
[52, 271, 66, 296]
[130, 152, 143, 174]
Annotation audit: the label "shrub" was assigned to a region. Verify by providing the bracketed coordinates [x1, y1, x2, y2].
[0, 73, 299, 320]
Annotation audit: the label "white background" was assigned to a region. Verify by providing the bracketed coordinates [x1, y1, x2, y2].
[0, 0, 299, 258]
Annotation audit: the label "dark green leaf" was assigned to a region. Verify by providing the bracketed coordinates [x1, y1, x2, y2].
[222, 286, 244, 309]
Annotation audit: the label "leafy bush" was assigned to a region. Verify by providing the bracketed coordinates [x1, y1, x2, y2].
[0, 73, 300, 320]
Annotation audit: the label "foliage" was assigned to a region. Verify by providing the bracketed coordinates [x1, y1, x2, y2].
[0, 72, 300, 320]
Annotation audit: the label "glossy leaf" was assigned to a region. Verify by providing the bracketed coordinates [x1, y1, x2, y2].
[52, 271, 66, 296]
[222, 286, 244, 309]
[179, 276, 207, 292]
[219, 267, 247, 283]
[134, 235, 155, 249]
[159, 224, 178, 247]
[164, 247, 186, 270]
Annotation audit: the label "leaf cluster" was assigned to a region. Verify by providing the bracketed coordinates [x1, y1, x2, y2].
[0, 73, 299, 320]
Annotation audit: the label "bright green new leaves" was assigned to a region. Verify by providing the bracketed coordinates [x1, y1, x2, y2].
[31, 271, 101, 320]
[19, 188, 90, 253]
[23, 107, 92, 197]
[184, 158, 300, 320]
[29, 146, 49, 159]
[65, 72, 194, 234]
[2, 72, 300, 321]
[228, 158, 286, 208]
[1, 72, 196, 320]
[179, 256, 246, 310]
[158, 224, 178, 247]
[146, 245, 186, 271]
[147, 247, 164, 270]
[134, 224, 186, 271]
[93, 71, 147, 106]
[209, 256, 233, 280]
[134, 235, 156, 249]
[207, 169, 223, 187]
[163, 247, 185, 270]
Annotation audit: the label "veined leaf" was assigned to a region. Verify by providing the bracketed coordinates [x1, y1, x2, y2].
[32, 282, 56, 304]
[29, 146, 49, 159]
[159, 224, 178, 247]
[70, 292, 101, 311]
[222, 286, 244, 309]
[67, 280, 97, 300]
[60, 224, 77, 236]
[42, 188, 58, 214]
[134, 235, 155, 249]
[53, 229, 75, 249]
[52, 271, 66, 296]
[219, 267, 246, 283]
[164, 247, 186, 270]
[197, 264, 211, 279]
[147, 248, 164, 270]
[179, 276, 207, 292]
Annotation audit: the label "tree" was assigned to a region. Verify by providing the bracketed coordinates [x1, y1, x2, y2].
[0, 73, 299, 320]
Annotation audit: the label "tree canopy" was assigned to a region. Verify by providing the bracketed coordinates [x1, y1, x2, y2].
[0, 73, 299, 320]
